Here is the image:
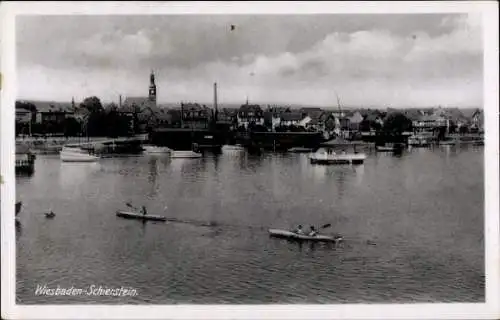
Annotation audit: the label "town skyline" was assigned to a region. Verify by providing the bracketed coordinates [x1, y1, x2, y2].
[17, 14, 482, 108]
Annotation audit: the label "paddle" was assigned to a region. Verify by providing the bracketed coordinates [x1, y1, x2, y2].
[126, 202, 135, 209]
[320, 223, 332, 229]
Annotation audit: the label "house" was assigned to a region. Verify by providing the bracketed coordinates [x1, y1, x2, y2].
[29, 101, 74, 124]
[237, 104, 264, 128]
[136, 106, 172, 131]
[181, 102, 212, 129]
[412, 112, 448, 133]
[280, 112, 303, 127]
[470, 109, 484, 131]
[119, 97, 158, 132]
[16, 108, 32, 124]
[348, 111, 363, 131]
[166, 109, 182, 128]
[263, 111, 281, 131]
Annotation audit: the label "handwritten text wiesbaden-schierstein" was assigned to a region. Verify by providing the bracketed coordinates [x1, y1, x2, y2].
[35, 284, 138, 297]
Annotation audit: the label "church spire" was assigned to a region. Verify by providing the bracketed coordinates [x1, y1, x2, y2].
[148, 70, 157, 105]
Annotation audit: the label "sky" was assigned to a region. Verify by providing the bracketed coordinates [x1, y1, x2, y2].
[16, 13, 483, 108]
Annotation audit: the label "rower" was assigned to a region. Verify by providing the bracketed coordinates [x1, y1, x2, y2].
[308, 226, 317, 237]
[141, 205, 148, 216]
[293, 225, 304, 235]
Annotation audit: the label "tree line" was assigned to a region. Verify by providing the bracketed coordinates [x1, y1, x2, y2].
[16, 97, 134, 138]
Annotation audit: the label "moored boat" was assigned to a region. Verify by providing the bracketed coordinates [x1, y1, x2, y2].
[143, 145, 172, 154]
[221, 144, 245, 152]
[116, 210, 167, 222]
[438, 139, 457, 146]
[60, 145, 99, 162]
[288, 147, 314, 153]
[408, 135, 430, 147]
[309, 148, 366, 165]
[170, 150, 202, 158]
[376, 146, 396, 152]
[268, 229, 340, 242]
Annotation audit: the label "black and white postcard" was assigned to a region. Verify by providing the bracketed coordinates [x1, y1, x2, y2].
[1, 2, 498, 319]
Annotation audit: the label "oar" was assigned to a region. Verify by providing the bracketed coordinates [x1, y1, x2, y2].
[126, 202, 138, 211]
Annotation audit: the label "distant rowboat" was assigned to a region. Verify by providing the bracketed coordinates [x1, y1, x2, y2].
[116, 210, 167, 222]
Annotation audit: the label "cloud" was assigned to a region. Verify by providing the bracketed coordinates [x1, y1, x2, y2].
[16, 14, 483, 108]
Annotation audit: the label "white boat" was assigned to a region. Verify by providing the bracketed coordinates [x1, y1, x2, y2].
[376, 143, 403, 152]
[438, 139, 457, 146]
[376, 146, 396, 152]
[288, 147, 314, 153]
[221, 144, 245, 152]
[60, 146, 99, 162]
[170, 150, 202, 158]
[143, 145, 172, 154]
[408, 135, 430, 147]
[309, 148, 366, 165]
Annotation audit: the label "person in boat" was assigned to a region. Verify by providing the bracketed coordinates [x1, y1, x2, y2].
[293, 225, 304, 235]
[308, 226, 318, 237]
[141, 205, 148, 216]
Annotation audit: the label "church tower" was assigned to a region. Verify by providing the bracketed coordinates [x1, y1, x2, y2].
[148, 70, 157, 105]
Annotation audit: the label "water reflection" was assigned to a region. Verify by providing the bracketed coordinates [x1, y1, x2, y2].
[58, 162, 101, 187]
[16, 148, 485, 304]
[147, 158, 159, 198]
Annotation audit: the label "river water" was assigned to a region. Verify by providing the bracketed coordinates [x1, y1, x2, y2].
[16, 145, 484, 304]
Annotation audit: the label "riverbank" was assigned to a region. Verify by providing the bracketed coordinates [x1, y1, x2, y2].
[16, 135, 147, 154]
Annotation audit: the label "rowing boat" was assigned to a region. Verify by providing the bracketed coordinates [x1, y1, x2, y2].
[268, 229, 340, 242]
[116, 210, 167, 222]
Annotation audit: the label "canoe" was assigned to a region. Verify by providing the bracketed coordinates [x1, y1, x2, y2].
[269, 229, 339, 242]
[116, 210, 167, 222]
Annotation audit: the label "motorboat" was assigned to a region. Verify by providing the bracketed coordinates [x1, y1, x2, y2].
[309, 148, 366, 165]
[60, 145, 99, 162]
[170, 150, 202, 159]
[143, 145, 172, 154]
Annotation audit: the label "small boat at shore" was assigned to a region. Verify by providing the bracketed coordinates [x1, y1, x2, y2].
[269, 229, 341, 242]
[116, 210, 167, 222]
[376, 146, 396, 152]
[221, 144, 245, 152]
[170, 150, 202, 159]
[309, 148, 366, 165]
[408, 135, 431, 147]
[143, 145, 172, 154]
[288, 147, 314, 153]
[60, 146, 99, 162]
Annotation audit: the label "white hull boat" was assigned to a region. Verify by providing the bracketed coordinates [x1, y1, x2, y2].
[309, 148, 366, 165]
[376, 146, 396, 152]
[438, 140, 457, 146]
[143, 145, 172, 154]
[60, 146, 99, 162]
[288, 147, 314, 153]
[170, 150, 202, 158]
[221, 144, 245, 152]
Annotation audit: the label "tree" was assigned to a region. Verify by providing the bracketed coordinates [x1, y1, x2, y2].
[63, 118, 82, 137]
[80, 96, 103, 113]
[383, 112, 413, 135]
[16, 101, 37, 112]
